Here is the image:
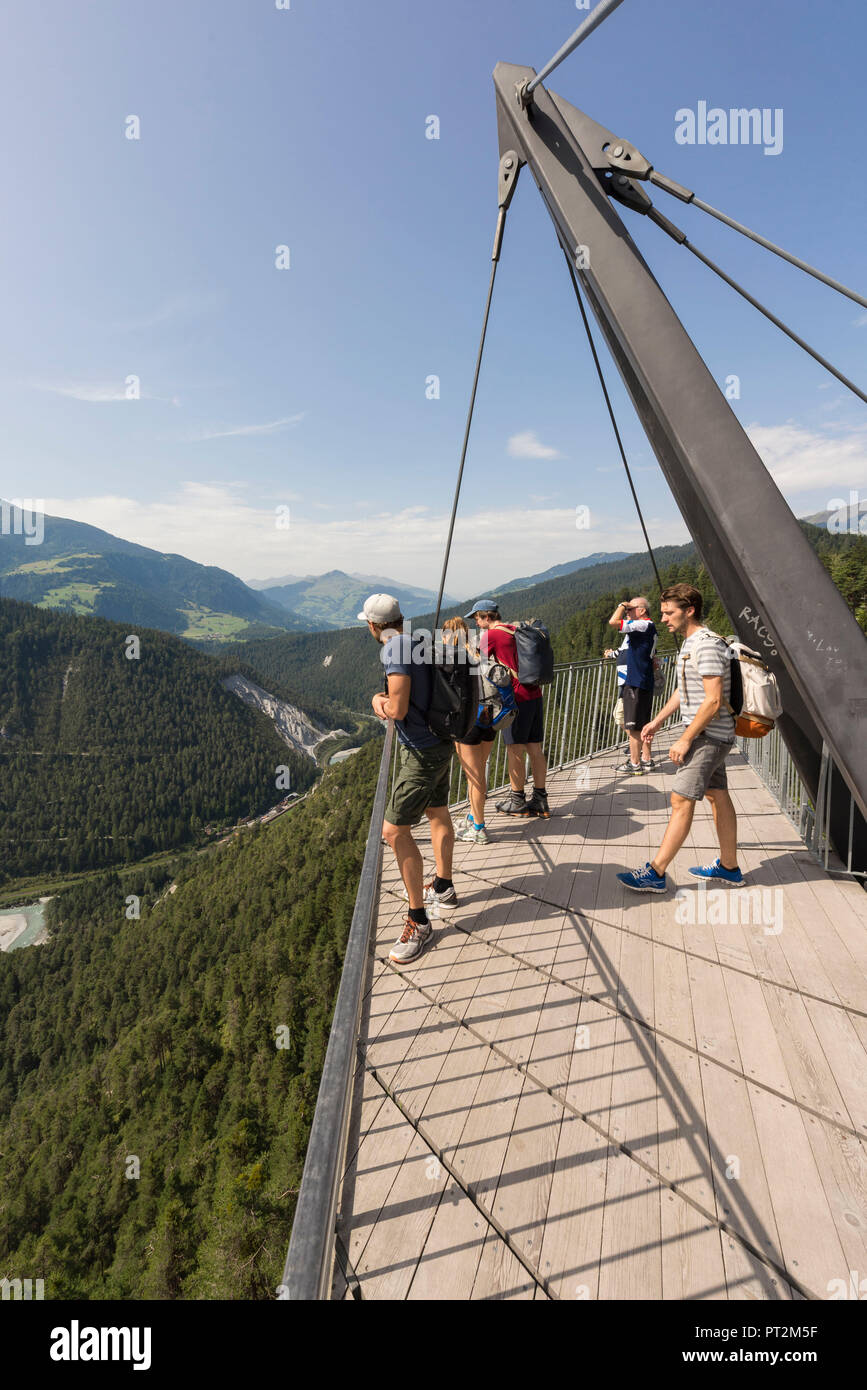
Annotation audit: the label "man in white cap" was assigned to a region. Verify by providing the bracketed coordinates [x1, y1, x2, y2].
[359, 594, 457, 965]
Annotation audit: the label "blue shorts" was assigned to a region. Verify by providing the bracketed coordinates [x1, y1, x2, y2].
[503, 698, 544, 745]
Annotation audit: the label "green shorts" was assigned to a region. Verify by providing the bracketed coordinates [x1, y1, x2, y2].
[385, 742, 453, 826]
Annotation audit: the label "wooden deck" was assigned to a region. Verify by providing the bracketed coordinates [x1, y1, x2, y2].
[333, 737, 867, 1301]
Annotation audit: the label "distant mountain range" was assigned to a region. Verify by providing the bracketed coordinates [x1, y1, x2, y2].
[4, 500, 857, 657]
[0, 504, 309, 642]
[0, 507, 459, 639]
[492, 552, 631, 595]
[248, 570, 459, 628]
[802, 500, 866, 532]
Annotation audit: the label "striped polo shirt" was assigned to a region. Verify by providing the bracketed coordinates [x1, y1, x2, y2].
[678, 628, 735, 744]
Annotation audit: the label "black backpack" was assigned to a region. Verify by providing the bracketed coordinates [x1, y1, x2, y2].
[426, 647, 480, 742]
[382, 634, 478, 743]
[490, 619, 554, 686]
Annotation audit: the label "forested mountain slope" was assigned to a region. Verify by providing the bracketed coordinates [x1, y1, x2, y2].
[0, 597, 325, 880]
[0, 505, 310, 641]
[0, 739, 383, 1298]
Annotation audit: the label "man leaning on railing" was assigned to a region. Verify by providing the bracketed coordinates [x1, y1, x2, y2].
[360, 594, 458, 966]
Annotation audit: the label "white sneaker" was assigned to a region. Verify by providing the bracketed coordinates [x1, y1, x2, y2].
[455, 816, 491, 845]
[400, 878, 460, 910]
[389, 916, 433, 964]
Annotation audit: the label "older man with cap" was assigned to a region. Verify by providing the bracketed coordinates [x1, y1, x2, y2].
[360, 594, 457, 965]
[465, 600, 549, 818]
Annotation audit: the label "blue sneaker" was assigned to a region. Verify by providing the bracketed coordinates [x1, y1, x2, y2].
[688, 858, 744, 885]
[616, 862, 667, 893]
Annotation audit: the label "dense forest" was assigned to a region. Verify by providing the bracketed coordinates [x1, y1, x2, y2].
[0, 739, 383, 1299]
[0, 598, 331, 881]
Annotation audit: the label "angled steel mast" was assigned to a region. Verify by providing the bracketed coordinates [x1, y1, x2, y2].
[493, 62, 867, 868]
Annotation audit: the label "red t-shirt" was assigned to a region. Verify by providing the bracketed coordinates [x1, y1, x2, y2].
[481, 624, 542, 703]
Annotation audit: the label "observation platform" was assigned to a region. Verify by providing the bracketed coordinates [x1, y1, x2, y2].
[333, 734, 867, 1301]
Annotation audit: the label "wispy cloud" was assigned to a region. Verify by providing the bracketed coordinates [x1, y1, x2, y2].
[31, 380, 180, 405]
[190, 413, 305, 442]
[853, 312, 867, 328]
[507, 430, 563, 460]
[746, 420, 867, 492]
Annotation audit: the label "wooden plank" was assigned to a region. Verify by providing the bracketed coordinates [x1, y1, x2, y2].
[805, 997, 867, 1136]
[351, 1126, 451, 1299]
[598, 1148, 663, 1299]
[337, 1074, 427, 1286]
[470, 1227, 538, 1300]
[535, 1115, 611, 1300]
[696, 1051, 785, 1272]
[746, 1083, 848, 1297]
[723, 971, 797, 1101]
[760, 982, 854, 1129]
[405, 1175, 490, 1300]
[721, 1235, 795, 1301]
[795, 1110, 867, 1286]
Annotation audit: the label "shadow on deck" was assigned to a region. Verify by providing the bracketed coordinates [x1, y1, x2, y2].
[333, 738, 867, 1301]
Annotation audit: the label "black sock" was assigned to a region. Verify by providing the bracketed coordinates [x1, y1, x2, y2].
[408, 907, 429, 926]
[433, 876, 452, 894]
[534, 786, 546, 795]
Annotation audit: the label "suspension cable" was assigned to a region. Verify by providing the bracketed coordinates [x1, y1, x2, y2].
[647, 209, 867, 407]
[559, 240, 665, 596]
[648, 171, 867, 311]
[526, 0, 629, 96]
[432, 209, 508, 629]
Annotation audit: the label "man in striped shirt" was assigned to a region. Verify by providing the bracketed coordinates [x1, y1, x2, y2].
[616, 583, 744, 893]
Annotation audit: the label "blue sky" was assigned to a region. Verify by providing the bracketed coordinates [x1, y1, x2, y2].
[1, 0, 865, 596]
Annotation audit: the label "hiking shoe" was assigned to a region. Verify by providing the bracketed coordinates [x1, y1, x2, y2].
[616, 861, 667, 893]
[688, 857, 744, 885]
[496, 792, 531, 816]
[400, 879, 459, 911]
[617, 759, 644, 775]
[525, 789, 550, 818]
[455, 816, 491, 845]
[389, 916, 433, 964]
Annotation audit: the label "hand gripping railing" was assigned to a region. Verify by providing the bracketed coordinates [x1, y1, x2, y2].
[280, 718, 394, 1300]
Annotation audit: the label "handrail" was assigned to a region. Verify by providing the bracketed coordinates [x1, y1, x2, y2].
[280, 718, 394, 1300]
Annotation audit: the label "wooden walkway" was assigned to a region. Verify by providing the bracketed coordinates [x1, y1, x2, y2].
[333, 737, 867, 1300]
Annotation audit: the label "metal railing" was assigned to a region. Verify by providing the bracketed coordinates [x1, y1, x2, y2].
[447, 653, 679, 805]
[280, 719, 394, 1301]
[739, 726, 866, 879]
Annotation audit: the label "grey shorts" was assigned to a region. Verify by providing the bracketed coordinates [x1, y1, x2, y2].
[672, 732, 732, 801]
